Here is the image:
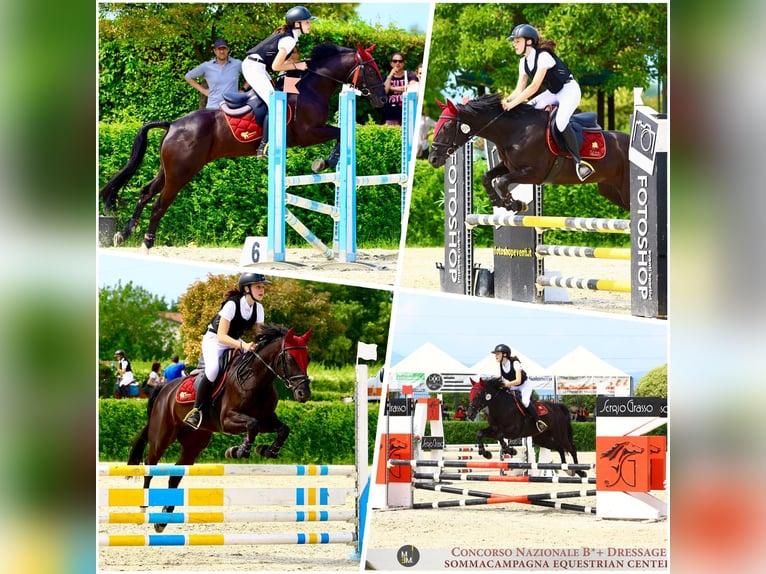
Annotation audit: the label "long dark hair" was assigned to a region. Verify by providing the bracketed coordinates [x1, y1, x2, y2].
[538, 38, 556, 53]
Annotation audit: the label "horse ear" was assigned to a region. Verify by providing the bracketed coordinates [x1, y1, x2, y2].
[367, 43, 377, 53]
[446, 99, 459, 115]
[286, 327, 295, 339]
[302, 328, 313, 342]
[436, 99, 447, 111]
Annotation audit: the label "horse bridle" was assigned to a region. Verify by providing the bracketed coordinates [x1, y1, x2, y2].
[304, 53, 385, 97]
[237, 339, 310, 390]
[431, 107, 506, 156]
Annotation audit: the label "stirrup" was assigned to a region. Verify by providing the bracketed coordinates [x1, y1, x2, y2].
[183, 407, 202, 430]
[575, 160, 594, 181]
[256, 141, 269, 159]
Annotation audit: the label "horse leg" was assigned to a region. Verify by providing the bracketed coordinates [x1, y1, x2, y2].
[253, 413, 290, 459]
[493, 171, 539, 212]
[481, 163, 512, 208]
[293, 125, 340, 173]
[114, 171, 166, 246]
[475, 427, 493, 460]
[141, 166, 200, 251]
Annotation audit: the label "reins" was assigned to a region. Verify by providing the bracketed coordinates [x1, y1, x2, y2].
[236, 336, 309, 390]
[432, 106, 507, 156]
[303, 55, 384, 97]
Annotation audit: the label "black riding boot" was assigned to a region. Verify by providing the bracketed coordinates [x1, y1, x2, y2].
[526, 401, 548, 433]
[257, 112, 269, 159]
[560, 124, 594, 181]
[183, 373, 213, 430]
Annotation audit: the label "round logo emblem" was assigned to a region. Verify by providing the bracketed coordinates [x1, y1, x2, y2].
[425, 373, 443, 391]
[396, 545, 420, 567]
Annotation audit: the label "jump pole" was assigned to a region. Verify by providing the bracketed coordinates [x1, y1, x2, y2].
[266, 87, 415, 264]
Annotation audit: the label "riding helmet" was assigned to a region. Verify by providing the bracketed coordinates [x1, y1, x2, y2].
[507, 24, 539, 46]
[286, 6, 317, 25]
[492, 344, 511, 356]
[238, 272, 272, 289]
[114, 349, 126, 358]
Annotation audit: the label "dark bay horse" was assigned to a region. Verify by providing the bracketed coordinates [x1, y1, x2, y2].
[127, 325, 312, 532]
[465, 376, 586, 478]
[428, 94, 630, 212]
[100, 44, 387, 250]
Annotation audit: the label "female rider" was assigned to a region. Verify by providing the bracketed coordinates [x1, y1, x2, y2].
[242, 5, 317, 158]
[184, 273, 270, 430]
[492, 343, 547, 432]
[501, 24, 594, 181]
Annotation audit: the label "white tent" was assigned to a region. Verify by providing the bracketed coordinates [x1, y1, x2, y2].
[547, 346, 631, 396]
[469, 350, 555, 394]
[389, 342, 473, 392]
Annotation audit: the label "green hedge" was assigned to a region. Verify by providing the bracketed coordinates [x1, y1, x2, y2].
[99, 398, 377, 465]
[99, 122, 406, 248]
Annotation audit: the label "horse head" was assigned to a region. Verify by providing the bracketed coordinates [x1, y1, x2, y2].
[429, 98, 468, 168]
[354, 44, 387, 107]
[465, 377, 488, 421]
[278, 327, 313, 402]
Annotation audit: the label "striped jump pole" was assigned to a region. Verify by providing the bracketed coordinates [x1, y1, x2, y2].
[536, 245, 631, 259]
[537, 275, 631, 293]
[100, 487, 353, 507]
[411, 483, 596, 513]
[413, 472, 596, 484]
[99, 463, 355, 477]
[465, 213, 630, 234]
[99, 509, 355, 525]
[98, 531, 357, 547]
[390, 459, 594, 473]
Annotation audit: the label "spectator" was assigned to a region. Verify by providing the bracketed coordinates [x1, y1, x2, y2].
[143, 361, 162, 395]
[114, 349, 137, 398]
[185, 38, 244, 110]
[162, 355, 187, 383]
[454, 405, 467, 421]
[383, 51, 418, 126]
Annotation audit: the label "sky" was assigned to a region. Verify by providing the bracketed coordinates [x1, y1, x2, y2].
[355, 1, 431, 33]
[98, 252, 239, 304]
[388, 290, 668, 381]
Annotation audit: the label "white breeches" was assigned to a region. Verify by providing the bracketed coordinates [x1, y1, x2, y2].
[201, 331, 229, 381]
[242, 59, 274, 106]
[529, 80, 582, 132]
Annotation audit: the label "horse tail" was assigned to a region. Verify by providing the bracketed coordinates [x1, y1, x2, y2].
[126, 382, 161, 465]
[99, 120, 171, 212]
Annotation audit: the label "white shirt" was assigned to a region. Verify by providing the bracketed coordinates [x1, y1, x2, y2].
[518, 48, 556, 79]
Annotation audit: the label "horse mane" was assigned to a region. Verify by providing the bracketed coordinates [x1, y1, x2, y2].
[307, 43, 352, 69]
[460, 93, 538, 120]
[254, 324, 288, 348]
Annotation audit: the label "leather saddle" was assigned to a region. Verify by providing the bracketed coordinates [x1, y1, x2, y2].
[546, 107, 606, 160]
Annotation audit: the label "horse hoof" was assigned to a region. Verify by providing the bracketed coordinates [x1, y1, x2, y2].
[224, 446, 237, 459]
[311, 158, 327, 173]
[481, 451, 492, 460]
[255, 444, 278, 458]
[140, 243, 150, 254]
[113, 232, 124, 247]
[154, 523, 167, 533]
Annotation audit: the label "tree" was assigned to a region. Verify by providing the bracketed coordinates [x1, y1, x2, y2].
[424, 3, 667, 122]
[176, 274, 391, 367]
[99, 281, 177, 360]
[634, 364, 667, 398]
